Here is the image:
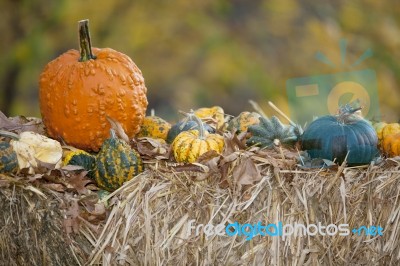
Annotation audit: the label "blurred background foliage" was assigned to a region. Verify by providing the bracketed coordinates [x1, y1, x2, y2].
[0, 0, 399, 122]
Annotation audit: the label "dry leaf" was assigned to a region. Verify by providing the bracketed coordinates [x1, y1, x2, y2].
[68, 171, 92, 195]
[27, 174, 44, 182]
[0, 111, 45, 134]
[106, 116, 130, 143]
[79, 195, 107, 224]
[0, 111, 15, 129]
[61, 165, 85, 171]
[223, 132, 245, 155]
[63, 198, 81, 234]
[173, 164, 204, 172]
[136, 137, 170, 158]
[42, 183, 65, 192]
[221, 152, 240, 164]
[197, 150, 221, 172]
[232, 156, 261, 185]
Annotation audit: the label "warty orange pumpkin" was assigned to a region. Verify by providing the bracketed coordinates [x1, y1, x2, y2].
[39, 19, 148, 152]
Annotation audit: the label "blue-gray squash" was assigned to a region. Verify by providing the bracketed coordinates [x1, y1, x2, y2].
[301, 108, 379, 165]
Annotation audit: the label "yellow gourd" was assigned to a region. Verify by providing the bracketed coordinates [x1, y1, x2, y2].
[172, 112, 224, 163]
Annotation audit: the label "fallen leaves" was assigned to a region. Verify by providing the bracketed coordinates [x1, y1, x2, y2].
[106, 116, 130, 144]
[136, 137, 170, 159]
[232, 156, 261, 185]
[62, 197, 81, 234]
[68, 171, 92, 195]
[0, 111, 45, 134]
[62, 191, 108, 235]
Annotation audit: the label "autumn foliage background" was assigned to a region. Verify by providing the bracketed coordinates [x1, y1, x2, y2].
[1, 0, 399, 122]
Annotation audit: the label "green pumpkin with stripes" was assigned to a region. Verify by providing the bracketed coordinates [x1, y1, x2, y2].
[0, 141, 18, 174]
[63, 149, 96, 178]
[94, 130, 143, 192]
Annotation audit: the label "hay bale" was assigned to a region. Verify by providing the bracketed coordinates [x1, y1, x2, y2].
[2, 155, 400, 265]
[83, 159, 400, 265]
[0, 175, 91, 266]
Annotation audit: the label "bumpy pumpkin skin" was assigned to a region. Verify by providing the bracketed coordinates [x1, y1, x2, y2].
[39, 22, 148, 152]
[137, 116, 171, 140]
[0, 141, 18, 174]
[94, 137, 143, 192]
[301, 115, 379, 165]
[172, 130, 224, 163]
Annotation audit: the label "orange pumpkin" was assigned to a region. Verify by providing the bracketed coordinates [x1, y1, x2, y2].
[381, 123, 400, 139]
[39, 19, 147, 151]
[381, 133, 400, 157]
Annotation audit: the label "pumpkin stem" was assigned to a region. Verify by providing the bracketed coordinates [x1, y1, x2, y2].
[337, 105, 363, 124]
[185, 110, 206, 140]
[78, 19, 96, 62]
[110, 129, 117, 139]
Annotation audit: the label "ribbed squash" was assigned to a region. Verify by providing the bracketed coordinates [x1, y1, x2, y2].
[39, 19, 147, 152]
[301, 107, 379, 165]
[167, 119, 215, 144]
[247, 116, 300, 148]
[94, 130, 143, 191]
[194, 106, 225, 128]
[227, 112, 261, 133]
[381, 133, 400, 157]
[172, 113, 224, 163]
[136, 116, 171, 140]
[0, 141, 18, 174]
[63, 149, 96, 178]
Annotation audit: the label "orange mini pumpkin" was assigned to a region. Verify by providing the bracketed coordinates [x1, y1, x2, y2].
[381, 133, 400, 157]
[39, 20, 148, 151]
[381, 123, 400, 139]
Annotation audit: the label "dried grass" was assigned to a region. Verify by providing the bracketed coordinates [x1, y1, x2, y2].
[2, 154, 400, 265]
[0, 174, 91, 266]
[80, 157, 400, 265]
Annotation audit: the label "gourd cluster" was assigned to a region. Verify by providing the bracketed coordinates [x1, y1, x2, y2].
[2, 19, 396, 194]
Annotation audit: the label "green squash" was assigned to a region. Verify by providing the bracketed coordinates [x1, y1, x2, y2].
[63, 149, 96, 178]
[94, 131, 143, 192]
[0, 141, 18, 174]
[246, 116, 300, 148]
[301, 108, 379, 165]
